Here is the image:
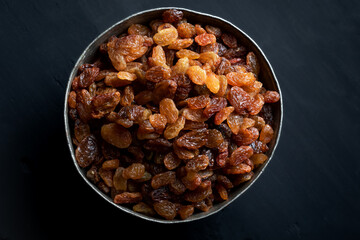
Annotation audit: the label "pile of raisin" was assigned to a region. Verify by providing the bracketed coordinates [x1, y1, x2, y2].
[68, 9, 280, 220]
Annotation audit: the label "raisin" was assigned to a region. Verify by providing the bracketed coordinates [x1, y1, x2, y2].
[154, 200, 177, 220]
[168, 178, 186, 196]
[97, 181, 110, 194]
[217, 43, 228, 57]
[183, 120, 208, 130]
[221, 33, 237, 48]
[117, 71, 137, 81]
[228, 86, 251, 114]
[232, 127, 259, 146]
[205, 129, 224, 148]
[164, 115, 186, 139]
[195, 33, 216, 46]
[223, 46, 247, 59]
[173, 74, 192, 101]
[181, 171, 202, 190]
[128, 145, 144, 162]
[186, 95, 210, 109]
[185, 155, 210, 172]
[199, 52, 220, 66]
[171, 57, 190, 76]
[205, 72, 220, 94]
[122, 163, 145, 180]
[114, 192, 142, 204]
[250, 153, 268, 168]
[79, 67, 99, 88]
[203, 97, 227, 118]
[176, 49, 200, 59]
[76, 89, 92, 123]
[86, 165, 100, 184]
[68, 91, 77, 108]
[151, 171, 176, 189]
[128, 24, 151, 36]
[153, 27, 178, 46]
[216, 57, 231, 75]
[113, 35, 148, 62]
[247, 94, 264, 116]
[264, 91, 280, 103]
[120, 86, 134, 107]
[223, 163, 252, 175]
[184, 180, 212, 202]
[151, 186, 172, 202]
[104, 72, 133, 87]
[178, 205, 194, 220]
[182, 108, 209, 122]
[251, 116, 266, 131]
[168, 38, 193, 50]
[159, 98, 179, 124]
[214, 106, 234, 125]
[173, 143, 196, 160]
[164, 152, 181, 170]
[246, 52, 260, 76]
[113, 167, 127, 191]
[216, 184, 228, 200]
[201, 43, 219, 54]
[75, 135, 100, 168]
[153, 80, 177, 104]
[250, 140, 269, 153]
[146, 66, 171, 82]
[101, 123, 132, 149]
[205, 25, 222, 38]
[231, 171, 254, 186]
[228, 146, 254, 166]
[74, 119, 90, 143]
[216, 140, 229, 167]
[259, 124, 274, 144]
[91, 91, 121, 118]
[150, 19, 164, 32]
[162, 9, 183, 23]
[215, 75, 228, 97]
[138, 120, 155, 134]
[144, 138, 172, 152]
[186, 66, 206, 85]
[226, 71, 256, 87]
[217, 175, 234, 189]
[175, 128, 209, 150]
[259, 104, 274, 126]
[99, 167, 114, 187]
[137, 131, 160, 140]
[193, 198, 213, 212]
[151, 45, 167, 68]
[226, 112, 243, 134]
[177, 22, 196, 38]
[134, 90, 153, 105]
[149, 114, 167, 134]
[133, 202, 156, 216]
[195, 24, 206, 35]
[102, 159, 120, 170]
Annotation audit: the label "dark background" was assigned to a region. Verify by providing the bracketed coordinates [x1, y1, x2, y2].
[1, 0, 359, 239]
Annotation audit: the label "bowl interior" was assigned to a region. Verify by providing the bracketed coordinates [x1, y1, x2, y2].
[64, 7, 283, 223]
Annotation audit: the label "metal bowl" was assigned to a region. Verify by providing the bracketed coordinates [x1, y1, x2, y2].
[64, 7, 283, 223]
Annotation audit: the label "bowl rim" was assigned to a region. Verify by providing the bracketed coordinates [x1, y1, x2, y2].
[64, 6, 283, 224]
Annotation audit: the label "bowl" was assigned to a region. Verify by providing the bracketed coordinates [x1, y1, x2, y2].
[64, 7, 283, 223]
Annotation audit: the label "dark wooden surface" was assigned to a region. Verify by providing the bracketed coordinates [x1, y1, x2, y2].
[1, 0, 359, 239]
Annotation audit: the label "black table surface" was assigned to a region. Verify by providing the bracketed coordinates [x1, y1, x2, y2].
[1, 0, 359, 239]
